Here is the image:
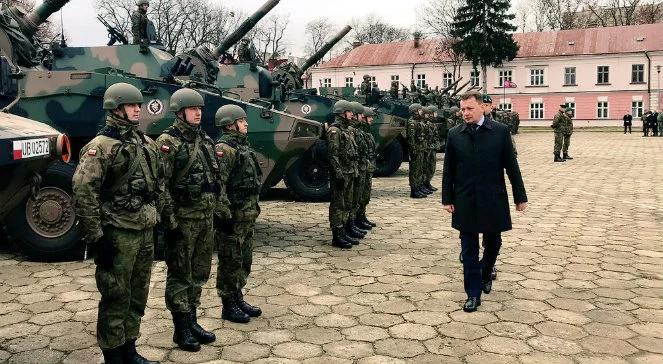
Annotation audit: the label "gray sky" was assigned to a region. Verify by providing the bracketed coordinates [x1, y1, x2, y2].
[40, 0, 431, 56]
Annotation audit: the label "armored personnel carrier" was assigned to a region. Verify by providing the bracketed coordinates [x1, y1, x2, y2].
[0, 0, 322, 259]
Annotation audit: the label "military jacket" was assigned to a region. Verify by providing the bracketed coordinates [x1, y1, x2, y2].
[73, 114, 166, 242]
[326, 116, 359, 178]
[406, 116, 426, 153]
[157, 118, 228, 220]
[552, 112, 573, 134]
[359, 123, 377, 173]
[131, 10, 148, 44]
[215, 131, 262, 222]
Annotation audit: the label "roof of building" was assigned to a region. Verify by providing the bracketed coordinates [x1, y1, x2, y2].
[318, 23, 663, 69]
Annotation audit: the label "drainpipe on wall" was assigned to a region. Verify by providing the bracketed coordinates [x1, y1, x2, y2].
[644, 51, 651, 109]
[411, 63, 419, 87]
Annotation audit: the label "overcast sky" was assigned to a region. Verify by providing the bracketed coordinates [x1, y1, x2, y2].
[40, 0, 523, 56]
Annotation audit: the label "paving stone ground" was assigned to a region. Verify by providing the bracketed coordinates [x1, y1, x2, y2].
[1, 131, 662, 364]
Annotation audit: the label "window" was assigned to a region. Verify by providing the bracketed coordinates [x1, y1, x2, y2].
[345, 77, 353, 87]
[530, 103, 544, 119]
[597, 66, 609, 84]
[498, 70, 513, 87]
[565, 102, 576, 118]
[529, 68, 545, 86]
[632, 64, 644, 83]
[416, 74, 426, 88]
[564, 67, 576, 85]
[390, 75, 399, 83]
[322, 78, 331, 88]
[499, 103, 512, 111]
[470, 70, 480, 86]
[597, 101, 609, 118]
[632, 101, 643, 117]
[442, 72, 453, 88]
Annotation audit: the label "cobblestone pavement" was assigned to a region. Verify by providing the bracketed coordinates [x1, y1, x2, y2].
[1, 132, 662, 364]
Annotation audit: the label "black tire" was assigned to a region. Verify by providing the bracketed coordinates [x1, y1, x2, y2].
[374, 140, 404, 177]
[283, 140, 331, 202]
[5, 161, 84, 261]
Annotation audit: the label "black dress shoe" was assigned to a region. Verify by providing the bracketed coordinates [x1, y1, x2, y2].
[463, 297, 481, 312]
[482, 280, 492, 294]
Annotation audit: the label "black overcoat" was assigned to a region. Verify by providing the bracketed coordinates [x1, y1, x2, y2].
[441, 118, 527, 233]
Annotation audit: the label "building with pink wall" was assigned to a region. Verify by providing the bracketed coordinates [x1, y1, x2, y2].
[310, 23, 663, 126]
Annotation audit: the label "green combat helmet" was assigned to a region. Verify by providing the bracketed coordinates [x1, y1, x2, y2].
[136, 0, 149, 5]
[333, 100, 352, 114]
[169, 88, 204, 112]
[350, 101, 365, 116]
[102, 83, 144, 110]
[409, 103, 423, 115]
[364, 107, 376, 118]
[215, 105, 247, 127]
[426, 105, 438, 114]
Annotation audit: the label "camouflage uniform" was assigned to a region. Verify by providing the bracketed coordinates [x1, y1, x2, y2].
[407, 104, 427, 198]
[327, 105, 359, 248]
[423, 109, 440, 189]
[389, 81, 399, 99]
[131, 8, 149, 45]
[357, 109, 377, 226]
[360, 75, 371, 95]
[214, 131, 262, 299]
[552, 109, 573, 160]
[73, 109, 163, 354]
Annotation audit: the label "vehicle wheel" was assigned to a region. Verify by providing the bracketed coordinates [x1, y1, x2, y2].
[283, 141, 330, 201]
[5, 161, 83, 261]
[374, 140, 403, 177]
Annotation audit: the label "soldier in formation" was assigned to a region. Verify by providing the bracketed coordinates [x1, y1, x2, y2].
[407, 103, 431, 198]
[422, 105, 440, 194]
[327, 100, 359, 249]
[358, 107, 378, 229]
[73, 83, 164, 364]
[552, 105, 574, 162]
[156, 88, 222, 351]
[214, 105, 263, 323]
[131, 0, 150, 52]
[348, 101, 376, 233]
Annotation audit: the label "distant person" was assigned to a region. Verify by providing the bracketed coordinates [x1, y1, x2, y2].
[646, 111, 657, 137]
[131, 0, 150, 52]
[623, 112, 632, 134]
[658, 111, 663, 136]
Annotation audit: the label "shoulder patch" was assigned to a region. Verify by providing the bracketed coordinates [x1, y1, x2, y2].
[88, 149, 97, 156]
[216, 150, 224, 157]
[160, 145, 171, 153]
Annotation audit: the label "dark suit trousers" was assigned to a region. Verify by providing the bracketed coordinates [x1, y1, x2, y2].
[460, 231, 502, 297]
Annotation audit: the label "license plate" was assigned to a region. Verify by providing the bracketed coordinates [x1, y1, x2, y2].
[13, 138, 50, 160]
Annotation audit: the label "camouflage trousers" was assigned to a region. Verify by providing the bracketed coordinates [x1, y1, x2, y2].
[95, 227, 153, 350]
[329, 176, 354, 230]
[216, 220, 255, 299]
[357, 170, 373, 217]
[658, 121, 663, 136]
[424, 150, 437, 184]
[408, 151, 426, 187]
[349, 172, 365, 221]
[165, 216, 214, 313]
[554, 132, 571, 153]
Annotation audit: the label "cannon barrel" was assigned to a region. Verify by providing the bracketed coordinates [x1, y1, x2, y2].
[213, 0, 280, 58]
[22, 0, 70, 36]
[450, 80, 472, 97]
[300, 25, 351, 73]
[441, 77, 462, 95]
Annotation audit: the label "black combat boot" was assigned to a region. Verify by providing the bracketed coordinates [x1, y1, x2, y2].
[417, 187, 430, 196]
[332, 230, 353, 248]
[345, 221, 365, 239]
[171, 312, 200, 352]
[102, 346, 124, 364]
[221, 296, 250, 323]
[410, 187, 426, 198]
[189, 307, 216, 344]
[123, 338, 160, 364]
[360, 214, 377, 228]
[425, 182, 438, 192]
[563, 153, 573, 160]
[236, 291, 262, 317]
[554, 152, 565, 162]
[355, 218, 373, 230]
[339, 229, 360, 245]
[352, 219, 369, 235]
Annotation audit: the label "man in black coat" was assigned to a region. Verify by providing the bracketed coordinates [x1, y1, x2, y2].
[442, 91, 527, 313]
[623, 112, 632, 134]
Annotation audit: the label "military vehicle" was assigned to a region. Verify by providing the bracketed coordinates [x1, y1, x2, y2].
[0, 0, 322, 260]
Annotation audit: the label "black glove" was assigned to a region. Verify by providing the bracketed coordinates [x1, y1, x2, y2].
[164, 226, 185, 246]
[94, 235, 117, 271]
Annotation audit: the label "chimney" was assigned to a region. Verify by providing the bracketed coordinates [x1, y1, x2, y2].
[352, 41, 363, 49]
[413, 31, 422, 48]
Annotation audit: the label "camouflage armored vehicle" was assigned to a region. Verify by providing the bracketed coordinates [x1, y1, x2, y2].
[0, 0, 322, 259]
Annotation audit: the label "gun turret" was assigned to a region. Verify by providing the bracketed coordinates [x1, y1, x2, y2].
[450, 80, 472, 97]
[20, 0, 70, 36]
[299, 25, 352, 73]
[440, 77, 462, 95]
[213, 0, 280, 58]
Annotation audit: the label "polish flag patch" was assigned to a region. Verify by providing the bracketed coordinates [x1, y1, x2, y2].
[160, 145, 171, 153]
[87, 149, 97, 156]
[216, 151, 224, 157]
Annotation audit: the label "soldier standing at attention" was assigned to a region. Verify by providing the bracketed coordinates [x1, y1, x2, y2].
[131, 0, 150, 51]
[389, 81, 399, 99]
[327, 100, 359, 249]
[360, 75, 372, 95]
[407, 103, 427, 198]
[561, 107, 574, 160]
[72, 83, 163, 364]
[552, 105, 570, 162]
[214, 105, 263, 323]
[357, 106, 377, 229]
[346, 102, 368, 241]
[423, 105, 439, 194]
[157, 89, 224, 351]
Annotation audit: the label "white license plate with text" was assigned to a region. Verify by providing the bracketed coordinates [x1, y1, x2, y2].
[13, 138, 50, 160]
